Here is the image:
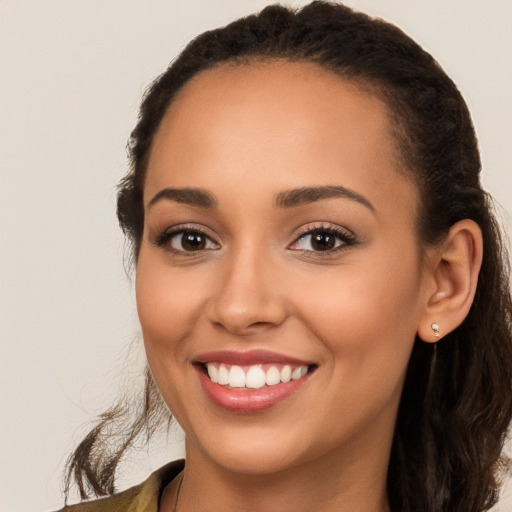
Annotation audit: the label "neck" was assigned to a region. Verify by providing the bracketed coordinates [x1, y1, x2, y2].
[168, 433, 392, 512]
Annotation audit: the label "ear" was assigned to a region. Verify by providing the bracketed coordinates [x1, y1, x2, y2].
[417, 219, 483, 343]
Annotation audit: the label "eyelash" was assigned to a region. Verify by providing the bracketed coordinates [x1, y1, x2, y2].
[153, 223, 358, 256]
[154, 225, 219, 254]
[289, 223, 358, 256]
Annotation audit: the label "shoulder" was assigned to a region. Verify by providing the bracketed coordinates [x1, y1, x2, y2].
[54, 459, 185, 512]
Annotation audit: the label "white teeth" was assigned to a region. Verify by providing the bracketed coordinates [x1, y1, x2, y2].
[218, 364, 229, 385]
[228, 365, 246, 388]
[280, 365, 292, 383]
[207, 363, 310, 388]
[246, 366, 266, 389]
[207, 363, 218, 383]
[291, 366, 303, 380]
[266, 366, 281, 386]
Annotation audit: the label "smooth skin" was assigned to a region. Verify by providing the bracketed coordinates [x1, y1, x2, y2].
[136, 61, 482, 512]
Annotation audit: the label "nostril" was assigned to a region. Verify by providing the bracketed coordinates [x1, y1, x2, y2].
[210, 318, 277, 336]
[251, 321, 270, 327]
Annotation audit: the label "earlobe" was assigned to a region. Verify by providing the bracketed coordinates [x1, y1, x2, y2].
[418, 219, 483, 343]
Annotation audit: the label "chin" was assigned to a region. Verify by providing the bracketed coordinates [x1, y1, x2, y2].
[187, 423, 313, 476]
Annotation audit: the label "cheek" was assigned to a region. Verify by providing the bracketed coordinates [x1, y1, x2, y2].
[135, 253, 208, 422]
[291, 254, 423, 370]
[135, 253, 205, 355]
[291, 261, 423, 434]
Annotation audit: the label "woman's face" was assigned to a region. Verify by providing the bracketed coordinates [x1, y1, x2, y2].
[136, 61, 433, 476]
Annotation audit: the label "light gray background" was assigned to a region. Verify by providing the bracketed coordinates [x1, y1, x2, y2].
[1, 1, 511, 511]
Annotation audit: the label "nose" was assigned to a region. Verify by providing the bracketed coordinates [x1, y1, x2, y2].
[207, 249, 288, 335]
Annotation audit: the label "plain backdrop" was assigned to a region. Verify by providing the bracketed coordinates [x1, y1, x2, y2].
[1, 1, 511, 511]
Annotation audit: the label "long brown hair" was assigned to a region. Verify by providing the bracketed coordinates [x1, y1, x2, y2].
[65, 3, 512, 510]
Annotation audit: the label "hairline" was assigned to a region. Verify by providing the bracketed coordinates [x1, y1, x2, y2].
[131, 56, 434, 264]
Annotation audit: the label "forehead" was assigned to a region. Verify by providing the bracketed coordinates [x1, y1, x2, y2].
[145, 60, 415, 216]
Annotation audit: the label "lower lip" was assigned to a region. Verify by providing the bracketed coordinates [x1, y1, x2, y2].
[196, 366, 311, 413]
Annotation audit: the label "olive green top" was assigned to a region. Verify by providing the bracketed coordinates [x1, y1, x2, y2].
[56, 459, 185, 512]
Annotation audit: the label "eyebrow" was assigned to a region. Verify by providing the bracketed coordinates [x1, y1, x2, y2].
[147, 187, 217, 209]
[147, 184, 374, 212]
[274, 185, 375, 212]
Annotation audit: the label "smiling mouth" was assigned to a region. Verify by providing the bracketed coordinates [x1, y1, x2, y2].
[202, 362, 315, 389]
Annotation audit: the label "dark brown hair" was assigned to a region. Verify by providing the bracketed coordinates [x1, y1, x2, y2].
[65, 2, 512, 510]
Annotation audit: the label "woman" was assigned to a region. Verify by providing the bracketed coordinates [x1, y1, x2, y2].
[59, 2, 512, 511]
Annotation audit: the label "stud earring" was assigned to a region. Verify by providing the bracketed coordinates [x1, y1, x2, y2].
[431, 322, 440, 337]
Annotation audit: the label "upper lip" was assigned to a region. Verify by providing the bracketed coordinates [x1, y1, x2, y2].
[194, 349, 314, 366]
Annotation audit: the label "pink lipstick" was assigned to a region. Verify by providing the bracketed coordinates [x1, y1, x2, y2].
[194, 350, 316, 413]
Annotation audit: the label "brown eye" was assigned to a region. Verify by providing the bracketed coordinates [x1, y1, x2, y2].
[310, 232, 336, 251]
[181, 231, 206, 251]
[165, 229, 218, 252]
[291, 228, 346, 252]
